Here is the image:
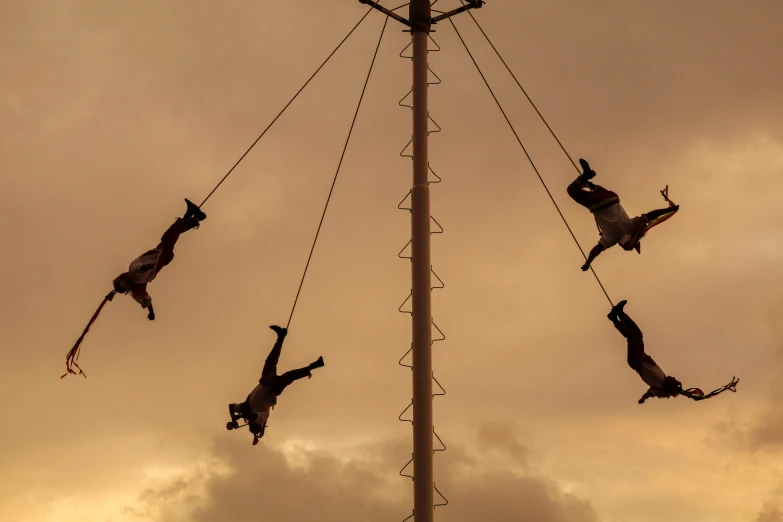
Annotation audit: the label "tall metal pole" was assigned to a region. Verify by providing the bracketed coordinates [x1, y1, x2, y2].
[409, 1, 433, 521]
[358, 3, 484, 519]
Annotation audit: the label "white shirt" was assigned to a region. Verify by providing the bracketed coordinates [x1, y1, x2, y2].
[246, 383, 277, 425]
[127, 249, 163, 285]
[593, 203, 640, 249]
[638, 356, 667, 390]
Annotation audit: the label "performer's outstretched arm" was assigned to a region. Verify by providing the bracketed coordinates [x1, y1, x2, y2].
[638, 389, 655, 404]
[581, 243, 605, 271]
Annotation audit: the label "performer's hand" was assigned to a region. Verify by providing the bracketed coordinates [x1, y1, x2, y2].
[147, 311, 156, 321]
[581, 263, 590, 272]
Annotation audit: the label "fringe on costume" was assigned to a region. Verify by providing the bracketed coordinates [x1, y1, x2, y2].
[62, 291, 116, 379]
[681, 377, 740, 401]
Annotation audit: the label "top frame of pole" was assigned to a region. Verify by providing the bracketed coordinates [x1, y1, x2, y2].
[358, 0, 485, 31]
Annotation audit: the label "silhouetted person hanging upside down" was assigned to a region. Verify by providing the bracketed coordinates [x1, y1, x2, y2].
[608, 300, 683, 403]
[112, 199, 206, 321]
[227, 325, 325, 445]
[608, 300, 740, 404]
[62, 199, 208, 377]
[567, 158, 679, 272]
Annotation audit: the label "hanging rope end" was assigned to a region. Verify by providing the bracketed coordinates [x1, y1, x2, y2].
[660, 185, 677, 207]
[61, 291, 114, 380]
[61, 365, 87, 380]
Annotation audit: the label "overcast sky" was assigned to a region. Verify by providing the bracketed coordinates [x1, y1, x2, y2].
[2, 1, 783, 521]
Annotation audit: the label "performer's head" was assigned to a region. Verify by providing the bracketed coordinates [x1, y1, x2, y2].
[661, 376, 683, 396]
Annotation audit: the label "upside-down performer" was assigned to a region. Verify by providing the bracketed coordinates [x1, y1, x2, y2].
[227, 326, 325, 445]
[62, 199, 206, 378]
[112, 199, 207, 319]
[608, 300, 739, 404]
[567, 158, 679, 272]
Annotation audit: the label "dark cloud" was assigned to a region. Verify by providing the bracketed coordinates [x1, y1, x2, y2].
[757, 503, 783, 522]
[745, 385, 783, 452]
[718, 294, 783, 453]
[474, 420, 534, 468]
[2, 1, 782, 521]
[126, 428, 597, 522]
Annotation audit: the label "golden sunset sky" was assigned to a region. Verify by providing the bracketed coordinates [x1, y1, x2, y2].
[2, 1, 783, 521]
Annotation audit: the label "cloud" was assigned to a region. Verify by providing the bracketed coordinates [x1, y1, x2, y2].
[125, 426, 598, 522]
[717, 293, 783, 453]
[746, 303, 783, 451]
[2, 2, 783, 522]
[757, 502, 783, 522]
[475, 420, 534, 467]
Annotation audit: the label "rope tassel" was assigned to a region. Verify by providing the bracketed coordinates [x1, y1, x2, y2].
[682, 377, 740, 401]
[62, 291, 116, 379]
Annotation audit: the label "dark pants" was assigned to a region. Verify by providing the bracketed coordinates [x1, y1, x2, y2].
[569, 179, 676, 221]
[151, 217, 198, 275]
[612, 312, 658, 373]
[567, 179, 619, 210]
[260, 337, 311, 396]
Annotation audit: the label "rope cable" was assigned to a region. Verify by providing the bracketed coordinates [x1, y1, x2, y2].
[460, 2, 580, 174]
[453, 6, 740, 404]
[198, 6, 374, 207]
[286, 15, 389, 330]
[448, 18, 613, 306]
[461, 2, 606, 237]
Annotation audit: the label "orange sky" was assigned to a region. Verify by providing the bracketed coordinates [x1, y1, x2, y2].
[2, 1, 783, 521]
